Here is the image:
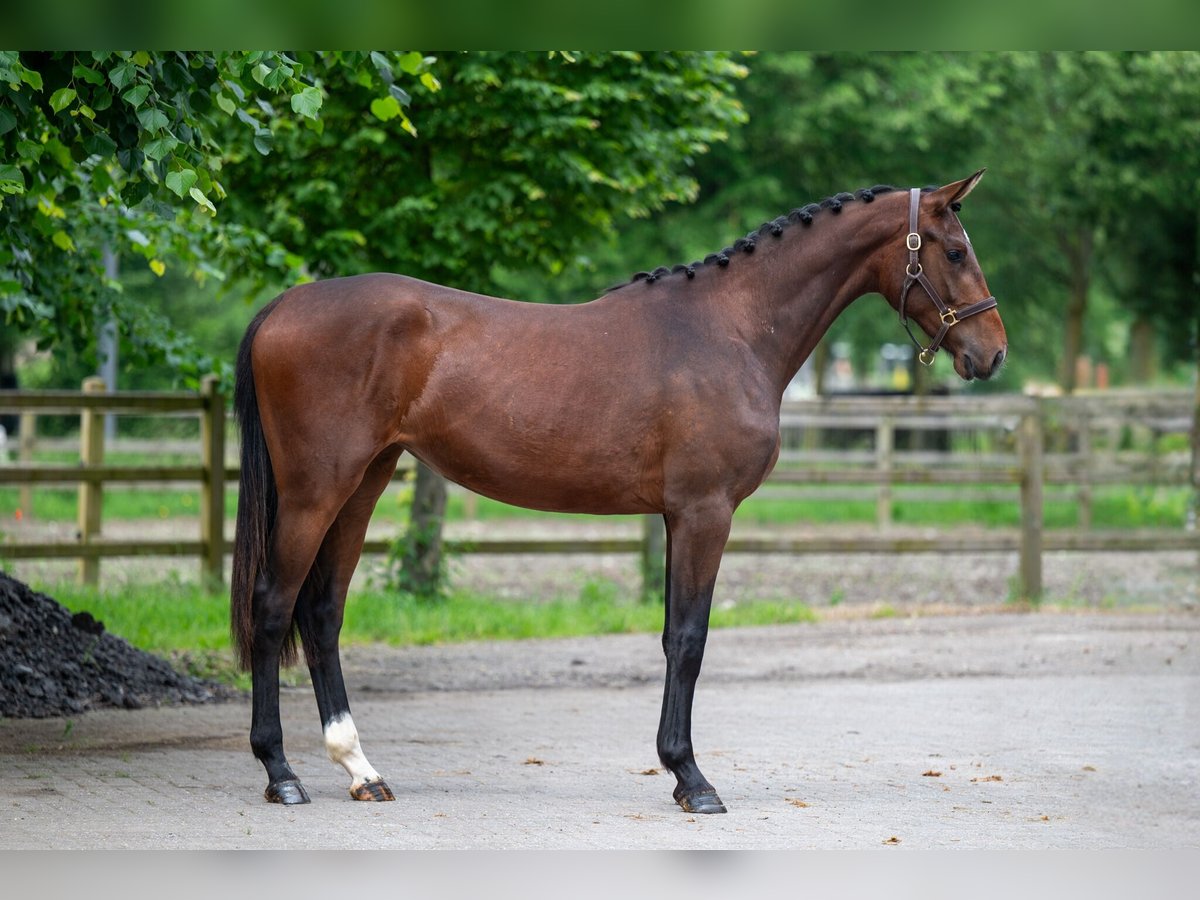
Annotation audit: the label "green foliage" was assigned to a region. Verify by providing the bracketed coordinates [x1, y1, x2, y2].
[221, 51, 747, 295]
[0, 50, 429, 385]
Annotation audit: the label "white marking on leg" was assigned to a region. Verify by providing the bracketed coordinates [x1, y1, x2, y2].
[324, 712, 381, 792]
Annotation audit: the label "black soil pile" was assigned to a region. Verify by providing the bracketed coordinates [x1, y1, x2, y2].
[0, 570, 234, 718]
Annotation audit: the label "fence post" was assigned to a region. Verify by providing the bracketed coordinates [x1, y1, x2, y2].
[876, 416, 894, 528]
[640, 514, 666, 603]
[77, 376, 106, 586]
[200, 375, 226, 587]
[1018, 401, 1044, 602]
[1077, 408, 1093, 530]
[18, 411, 35, 518]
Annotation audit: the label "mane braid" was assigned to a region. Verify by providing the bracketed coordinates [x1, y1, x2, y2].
[603, 184, 901, 294]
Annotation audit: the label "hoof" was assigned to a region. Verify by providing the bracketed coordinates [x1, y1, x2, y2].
[675, 789, 727, 814]
[349, 778, 395, 802]
[265, 779, 311, 805]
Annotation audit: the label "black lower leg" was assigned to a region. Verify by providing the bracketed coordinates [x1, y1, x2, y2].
[657, 616, 726, 814]
[250, 586, 309, 805]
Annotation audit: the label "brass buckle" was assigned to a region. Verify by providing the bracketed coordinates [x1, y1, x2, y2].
[919, 348, 936, 366]
[906, 232, 921, 251]
[940, 309, 959, 326]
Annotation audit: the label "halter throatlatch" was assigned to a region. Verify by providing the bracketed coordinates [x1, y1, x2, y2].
[899, 187, 998, 366]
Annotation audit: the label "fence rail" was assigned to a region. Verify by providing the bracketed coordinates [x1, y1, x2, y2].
[1, 381, 1196, 600]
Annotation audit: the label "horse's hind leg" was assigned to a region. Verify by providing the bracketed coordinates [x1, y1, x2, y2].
[295, 446, 403, 801]
[657, 499, 734, 814]
[250, 492, 345, 804]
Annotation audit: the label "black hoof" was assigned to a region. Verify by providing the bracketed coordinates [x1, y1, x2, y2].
[265, 779, 311, 805]
[350, 778, 395, 802]
[675, 788, 727, 814]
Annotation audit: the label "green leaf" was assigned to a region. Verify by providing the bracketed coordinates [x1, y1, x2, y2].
[72, 64, 105, 85]
[51, 229, 75, 252]
[49, 87, 76, 112]
[370, 51, 391, 76]
[420, 72, 441, 92]
[0, 163, 25, 195]
[122, 84, 150, 107]
[370, 95, 400, 122]
[165, 168, 197, 198]
[16, 139, 41, 160]
[388, 83, 411, 106]
[397, 52, 424, 75]
[189, 186, 216, 213]
[142, 135, 178, 161]
[82, 131, 117, 157]
[252, 128, 273, 155]
[19, 67, 42, 91]
[290, 85, 322, 119]
[215, 92, 236, 115]
[109, 62, 136, 89]
[137, 106, 170, 132]
[0, 107, 14, 136]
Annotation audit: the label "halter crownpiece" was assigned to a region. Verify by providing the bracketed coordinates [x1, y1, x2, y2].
[899, 187, 997, 366]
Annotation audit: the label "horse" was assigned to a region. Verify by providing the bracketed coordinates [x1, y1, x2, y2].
[231, 171, 1007, 813]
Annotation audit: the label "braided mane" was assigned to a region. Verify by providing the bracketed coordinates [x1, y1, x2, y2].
[604, 184, 930, 294]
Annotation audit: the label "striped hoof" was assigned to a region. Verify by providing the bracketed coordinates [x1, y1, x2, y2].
[350, 778, 395, 802]
[675, 788, 727, 814]
[265, 779, 310, 805]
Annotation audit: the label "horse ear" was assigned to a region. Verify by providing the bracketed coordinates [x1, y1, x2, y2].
[930, 168, 986, 210]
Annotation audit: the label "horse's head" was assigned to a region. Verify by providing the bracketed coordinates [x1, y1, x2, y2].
[882, 170, 1008, 381]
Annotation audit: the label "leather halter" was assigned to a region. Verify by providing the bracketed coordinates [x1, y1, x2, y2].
[899, 187, 998, 366]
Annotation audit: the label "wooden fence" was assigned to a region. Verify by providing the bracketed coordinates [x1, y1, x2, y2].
[1, 381, 1196, 600]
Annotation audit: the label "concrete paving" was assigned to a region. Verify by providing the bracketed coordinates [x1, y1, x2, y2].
[1, 611, 1197, 848]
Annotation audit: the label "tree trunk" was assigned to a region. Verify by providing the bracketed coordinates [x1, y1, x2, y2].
[398, 461, 449, 600]
[1059, 228, 1094, 395]
[812, 339, 830, 397]
[1128, 316, 1158, 384]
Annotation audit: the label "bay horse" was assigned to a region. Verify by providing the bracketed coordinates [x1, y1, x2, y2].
[231, 171, 1007, 813]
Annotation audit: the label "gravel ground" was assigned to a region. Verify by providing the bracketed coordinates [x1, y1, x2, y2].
[1, 611, 1197, 849]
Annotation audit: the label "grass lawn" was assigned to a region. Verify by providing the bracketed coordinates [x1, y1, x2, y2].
[42, 578, 817, 689]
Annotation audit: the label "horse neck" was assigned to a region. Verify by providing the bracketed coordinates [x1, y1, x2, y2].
[718, 196, 903, 397]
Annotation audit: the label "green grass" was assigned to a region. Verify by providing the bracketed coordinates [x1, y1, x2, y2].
[40, 577, 817, 687]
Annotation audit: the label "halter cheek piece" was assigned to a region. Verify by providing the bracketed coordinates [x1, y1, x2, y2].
[899, 187, 998, 366]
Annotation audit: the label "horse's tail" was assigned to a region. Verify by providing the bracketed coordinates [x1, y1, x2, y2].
[230, 300, 282, 672]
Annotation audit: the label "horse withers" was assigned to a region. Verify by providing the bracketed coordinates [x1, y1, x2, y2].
[231, 171, 1007, 812]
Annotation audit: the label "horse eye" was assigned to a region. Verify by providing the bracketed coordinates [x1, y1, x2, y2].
[946, 249, 965, 263]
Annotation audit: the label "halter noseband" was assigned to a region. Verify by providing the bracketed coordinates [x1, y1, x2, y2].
[899, 187, 997, 366]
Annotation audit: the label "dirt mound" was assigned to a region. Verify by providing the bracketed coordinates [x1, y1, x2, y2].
[0, 571, 233, 718]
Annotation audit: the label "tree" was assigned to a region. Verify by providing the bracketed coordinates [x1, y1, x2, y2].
[218, 51, 749, 597]
[0, 51, 426, 384]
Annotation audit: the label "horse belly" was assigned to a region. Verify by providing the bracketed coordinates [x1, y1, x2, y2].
[404, 406, 661, 515]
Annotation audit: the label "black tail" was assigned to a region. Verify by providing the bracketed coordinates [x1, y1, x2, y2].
[230, 299, 284, 671]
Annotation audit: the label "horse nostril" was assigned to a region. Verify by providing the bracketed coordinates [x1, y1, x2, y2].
[963, 354, 977, 380]
[990, 348, 1007, 376]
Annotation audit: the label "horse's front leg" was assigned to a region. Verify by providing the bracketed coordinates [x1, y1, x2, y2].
[657, 500, 733, 814]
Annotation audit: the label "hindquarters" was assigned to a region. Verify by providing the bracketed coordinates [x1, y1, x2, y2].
[229, 276, 439, 669]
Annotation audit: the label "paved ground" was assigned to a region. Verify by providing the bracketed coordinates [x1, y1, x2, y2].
[1, 610, 1197, 848]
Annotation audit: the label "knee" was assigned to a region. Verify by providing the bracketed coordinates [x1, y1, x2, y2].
[665, 625, 709, 669]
